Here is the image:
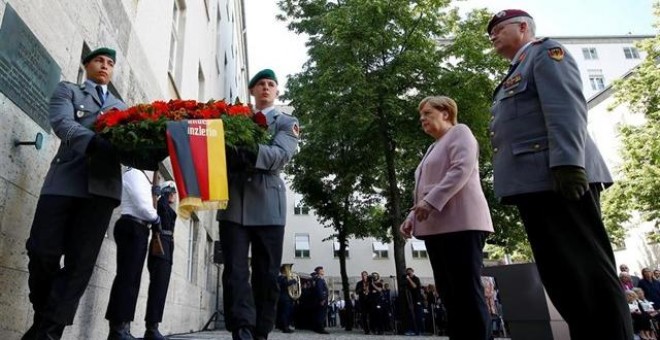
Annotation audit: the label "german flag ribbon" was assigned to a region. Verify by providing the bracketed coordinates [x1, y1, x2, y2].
[166, 119, 228, 219]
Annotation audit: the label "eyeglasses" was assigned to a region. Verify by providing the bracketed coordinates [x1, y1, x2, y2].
[490, 21, 523, 36]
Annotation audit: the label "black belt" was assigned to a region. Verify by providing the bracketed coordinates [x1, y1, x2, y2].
[120, 214, 148, 226]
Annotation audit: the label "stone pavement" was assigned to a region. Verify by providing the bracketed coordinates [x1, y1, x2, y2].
[167, 328, 511, 339]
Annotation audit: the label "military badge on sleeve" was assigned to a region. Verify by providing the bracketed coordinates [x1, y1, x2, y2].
[548, 47, 565, 61]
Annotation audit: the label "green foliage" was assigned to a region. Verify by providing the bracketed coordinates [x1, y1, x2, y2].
[602, 2, 660, 239]
[278, 0, 528, 277]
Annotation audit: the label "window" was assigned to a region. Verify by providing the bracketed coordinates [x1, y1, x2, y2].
[295, 234, 310, 258]
[205, 235, 215, 291]
[623, 47, 640, 59]
[372, 241, 389, 259]
[582, 47, 598, 60]
[198, 64, 205, 101]
[588, 69, 605, 91]
[294, 201, 309, 215]
[333, 240, 349, 258]
[187, 218, 199, 283]
[412, 241, 428, 259]
[168, 0, 186, 79]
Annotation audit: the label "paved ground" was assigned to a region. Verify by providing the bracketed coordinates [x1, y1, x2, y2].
[167, 328, 510, 339]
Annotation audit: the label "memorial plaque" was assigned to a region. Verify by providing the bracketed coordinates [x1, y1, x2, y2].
[0, 4, 61, 132]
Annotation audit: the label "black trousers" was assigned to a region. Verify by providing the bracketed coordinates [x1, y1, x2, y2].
[424, 230, 490, 340]
[26, 194, 116, 325]
[219, 221, 284, 336]
[146, 235, 173, 323]
[515, 189, 633, 340]
[105, 217, 150, 322]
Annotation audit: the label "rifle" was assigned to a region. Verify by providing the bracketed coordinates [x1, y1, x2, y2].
[150, 171, 165, 256]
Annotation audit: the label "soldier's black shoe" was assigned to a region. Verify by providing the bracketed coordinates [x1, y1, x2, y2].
[282, 327, 294, 333]
[21, 312, 43, 340]
[107, 321, 136, 340]
[231, 326, 254, 340]
[35, 319, 65, 340]
[314, 328, 330, 334]
[144, 323, 165, 340]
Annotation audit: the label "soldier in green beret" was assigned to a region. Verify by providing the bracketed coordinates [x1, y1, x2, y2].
[217, 68, 299, 340]
[23, 47, 126, 340]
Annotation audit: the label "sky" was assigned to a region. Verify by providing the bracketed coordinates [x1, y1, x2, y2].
[245, 0, 657, 98]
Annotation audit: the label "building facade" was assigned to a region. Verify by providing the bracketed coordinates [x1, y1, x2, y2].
[278, 34, 655, 295]
[0, 0, 248, 339]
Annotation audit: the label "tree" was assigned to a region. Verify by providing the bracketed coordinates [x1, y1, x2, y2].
[601, 3, 660, 242]
[277, 0, 527, 320]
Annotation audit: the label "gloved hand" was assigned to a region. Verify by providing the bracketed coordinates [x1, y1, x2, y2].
[225, 145, 243, 172]
[150, 216, 162, 233]
[87, 135, 115, 155]
[225, 145, 257, 172]
[237, 146, 257, 168]
[551, 166, 589, 201]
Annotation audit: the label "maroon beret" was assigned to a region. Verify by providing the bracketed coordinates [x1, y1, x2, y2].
[487, 9, 533, 34]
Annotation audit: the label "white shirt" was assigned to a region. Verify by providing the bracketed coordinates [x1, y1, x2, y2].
[85, 79, 107, 98]
[121, 168, 158, 223]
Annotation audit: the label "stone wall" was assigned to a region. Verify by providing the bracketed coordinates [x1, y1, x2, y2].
[0, 0, 244, 338]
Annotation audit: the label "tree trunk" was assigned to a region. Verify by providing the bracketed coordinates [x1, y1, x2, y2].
[337, 229, 353, 330]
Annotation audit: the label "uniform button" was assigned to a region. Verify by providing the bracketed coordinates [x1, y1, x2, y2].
[493, 148, 499, 153]
[533, 144, 540, 149]
[56, 158, 60, 163]
[490, 131, 495, 137]
[490, 116, 494, 121]
[247, 178, 252, 182]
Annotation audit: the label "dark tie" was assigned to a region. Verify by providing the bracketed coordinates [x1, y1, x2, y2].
[96, 85, 105, 106]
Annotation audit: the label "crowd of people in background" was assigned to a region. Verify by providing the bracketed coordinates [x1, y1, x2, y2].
[275, 266, 506, 338]
[620, 264, 660, 340]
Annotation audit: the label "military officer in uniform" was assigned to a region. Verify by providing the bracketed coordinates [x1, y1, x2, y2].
[217, 69, 299, 340]
[144, 181, 178, 340]
[23, 47, 127, 340]
[487, 10, 633, 339]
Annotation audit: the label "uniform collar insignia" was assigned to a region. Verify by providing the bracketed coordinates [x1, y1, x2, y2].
[503, 73, 522, 90]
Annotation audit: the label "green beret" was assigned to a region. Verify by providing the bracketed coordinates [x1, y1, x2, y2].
[248, 69, 278, 89]
[82, 47, 116, 64]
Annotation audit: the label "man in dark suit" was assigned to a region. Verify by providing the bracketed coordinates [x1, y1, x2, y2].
[23, 47, 127, 340]
[217, 69, 299, 340]
[312, 266, 330, 334]
[488, 10, 633, 339]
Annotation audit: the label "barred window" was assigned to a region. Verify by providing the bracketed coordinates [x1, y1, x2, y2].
[295, 234, 310, 258]
[412, 241, 428, 259]
[372, 241, 389, 259]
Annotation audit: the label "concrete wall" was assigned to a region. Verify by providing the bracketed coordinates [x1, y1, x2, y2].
[0, 0, 246, 338]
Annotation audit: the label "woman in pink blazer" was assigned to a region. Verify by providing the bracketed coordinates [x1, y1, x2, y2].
[400, 96, 494, 340]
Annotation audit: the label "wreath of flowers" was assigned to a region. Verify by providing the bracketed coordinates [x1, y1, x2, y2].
[94, 99, 270, 170]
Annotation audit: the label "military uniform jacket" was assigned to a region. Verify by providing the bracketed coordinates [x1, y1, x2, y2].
[40, 81, 127, 202]
[217, 108, 299, 226]
[489, 38, 612, 200]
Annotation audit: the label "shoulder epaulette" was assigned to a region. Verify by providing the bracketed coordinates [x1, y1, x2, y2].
[531, 37, 549, 45]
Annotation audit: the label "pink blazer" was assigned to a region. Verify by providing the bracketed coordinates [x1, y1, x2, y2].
[408, 124, 494, 237]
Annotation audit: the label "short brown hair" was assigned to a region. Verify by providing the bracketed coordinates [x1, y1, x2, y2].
[418, 96, 458, 125]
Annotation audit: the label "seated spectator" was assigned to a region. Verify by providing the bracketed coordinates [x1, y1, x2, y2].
[620, 272, 635, 291]
[640, 268, 660, 308]
[621, 264, 641, 286]
[654, 270, 660, 281]
[627, 290, 655, 340]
